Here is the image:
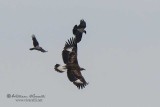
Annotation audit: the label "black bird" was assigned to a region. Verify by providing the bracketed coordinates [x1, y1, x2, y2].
[30, 35, 47, 52]
[73, 19, 86, 43]
[55, 37, 88, 89]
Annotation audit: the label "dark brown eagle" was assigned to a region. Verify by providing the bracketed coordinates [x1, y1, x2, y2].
[30, 34, 48, 52]
[73, 19, 86, 43]
[54, 37, 88, 89]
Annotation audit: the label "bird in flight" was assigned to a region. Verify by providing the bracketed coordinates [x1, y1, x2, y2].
[29, 34, 48, 52]
[55, 37, 88, 89]
[73, 19, 86, 43]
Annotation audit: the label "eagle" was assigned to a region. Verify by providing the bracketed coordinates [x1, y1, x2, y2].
[54, 37, 88, 89]
[73, 19, 86, 43]
[29, 35, 48, 52]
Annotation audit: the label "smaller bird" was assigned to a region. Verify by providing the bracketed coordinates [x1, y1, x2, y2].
[73, 19, 86, 43]
[29, 34, 48, 52]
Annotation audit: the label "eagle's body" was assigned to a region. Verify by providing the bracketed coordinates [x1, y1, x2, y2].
[55, 37, 88, 89]
[73, 19, 86, 43]
[30, 35, 47, 52]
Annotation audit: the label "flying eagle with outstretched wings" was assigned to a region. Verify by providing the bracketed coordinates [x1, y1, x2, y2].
[73, 19, 86, 43]
[29, 34, 48, 52]
[55, 37, 88, 89]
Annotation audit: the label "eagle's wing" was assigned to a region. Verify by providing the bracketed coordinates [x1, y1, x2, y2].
[62, 37, 77, 64]
[32, 34, 39, 47]
[67, 69, 88, 89]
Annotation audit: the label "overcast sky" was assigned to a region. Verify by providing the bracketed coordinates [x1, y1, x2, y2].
[0, 0, 160, 107]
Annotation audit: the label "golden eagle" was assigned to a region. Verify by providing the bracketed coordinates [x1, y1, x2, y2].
[55, 37, 88, 89]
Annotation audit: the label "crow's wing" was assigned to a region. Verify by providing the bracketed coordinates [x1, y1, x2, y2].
[73, 25, 83, 43]
[40, 48, 47, 52]
[32, 35, 39, 47]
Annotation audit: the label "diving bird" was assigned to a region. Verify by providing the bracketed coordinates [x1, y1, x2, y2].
[29, 35, 47, 52]
[73, 19, 86, 43]
[55, 37, 88, 89]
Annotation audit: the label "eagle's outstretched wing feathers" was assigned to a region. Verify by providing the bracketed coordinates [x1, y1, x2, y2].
[67, 69, 88, 89]
[62, 37, 77, 64]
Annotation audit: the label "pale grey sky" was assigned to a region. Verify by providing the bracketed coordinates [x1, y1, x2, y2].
[0, 0, 160, 107]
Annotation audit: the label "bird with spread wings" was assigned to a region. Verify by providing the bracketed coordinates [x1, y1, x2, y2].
[73, 19, 86, 43]
[30, 34, 48, 52]
[55, 37, 88, 89]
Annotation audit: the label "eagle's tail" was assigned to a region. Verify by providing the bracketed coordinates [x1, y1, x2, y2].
[54, 64, 67, 73]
